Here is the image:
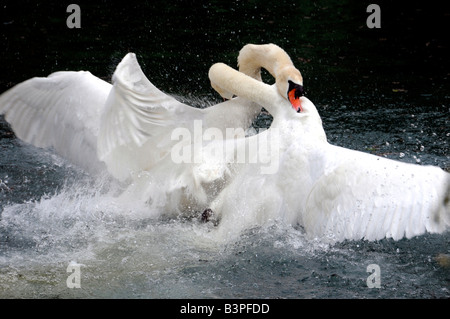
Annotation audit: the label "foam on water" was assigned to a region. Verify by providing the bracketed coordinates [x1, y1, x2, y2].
[4, 154, 362, 298]
[0, 98, 448, 298]
[1, 169, 447, 299]
[0, 162, 316, 298]
[0, 169, 448, 298]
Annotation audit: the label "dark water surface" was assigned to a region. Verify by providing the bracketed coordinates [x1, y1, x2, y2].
[0, 1, 449, 299]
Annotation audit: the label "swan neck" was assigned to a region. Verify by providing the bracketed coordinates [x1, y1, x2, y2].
[209, 63, 280, 113]
[238, 44, 294, 82]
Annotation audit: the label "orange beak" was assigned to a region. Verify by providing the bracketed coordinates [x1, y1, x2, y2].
[288, 89, 303, 113]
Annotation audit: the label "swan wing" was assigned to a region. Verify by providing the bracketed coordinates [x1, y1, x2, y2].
[98, 54, 264, 181]
[0, 71, 111, 174]
[97, 53, 209, 181]
[304, 145, 450, 242]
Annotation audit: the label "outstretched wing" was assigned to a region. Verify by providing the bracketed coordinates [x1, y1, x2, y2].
[96, 53, 261, 181]
[0, 71, 111, 174]
[97, 53, 207, 181]
[304, 145, 450, 242]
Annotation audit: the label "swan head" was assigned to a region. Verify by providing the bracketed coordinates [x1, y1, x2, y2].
[237, 43, 305, 113]
[276, 65, 304, 113]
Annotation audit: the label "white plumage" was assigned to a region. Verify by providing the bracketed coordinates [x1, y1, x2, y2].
[98, 53, 261, 181]
[301, 142, 449, 241]
[207, 62, 450, 242]
[1, 46, 448, 243]
[0, 71, 111, 174]
[0, 53, 260, 181]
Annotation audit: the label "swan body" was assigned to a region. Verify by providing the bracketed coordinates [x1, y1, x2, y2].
[1, 43, 448, 243]
[207, 62, 450, 242]
[0, 53, 261, 180]
[97, 53, 261, 180]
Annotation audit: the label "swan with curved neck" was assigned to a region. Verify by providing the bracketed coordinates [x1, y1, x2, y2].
[0, 51, 263, 181]
[211, 44, 305, 113]
[207, 56, 449, 242]
[0, 44, 305, 182]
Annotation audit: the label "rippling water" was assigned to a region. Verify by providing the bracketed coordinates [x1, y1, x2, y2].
[1, 96, 449, 299]
[1, 1, 449, 299]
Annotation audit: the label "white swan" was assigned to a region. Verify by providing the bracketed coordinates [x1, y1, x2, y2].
[0, 53, 261, 180]
[206, 61, 450, 242]
[211, 43, 304, 113]
[110, 44, 307, 214]
[100, 45, 302, 181]
[98, 53, 263, 181]
[2, 43, 447, 243]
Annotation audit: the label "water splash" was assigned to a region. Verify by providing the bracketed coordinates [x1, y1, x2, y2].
[0, 96, 448, 298]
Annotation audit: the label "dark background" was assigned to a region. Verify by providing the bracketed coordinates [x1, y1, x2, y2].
[1, 0, 449, 107]
[0, 1, 449, 299]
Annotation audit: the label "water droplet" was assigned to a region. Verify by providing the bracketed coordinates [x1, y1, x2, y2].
[399, 152, 405, 158]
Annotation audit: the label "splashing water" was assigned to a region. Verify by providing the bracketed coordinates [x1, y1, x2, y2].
[0, 166, 324, 298]
[0, 95, 449, 299]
